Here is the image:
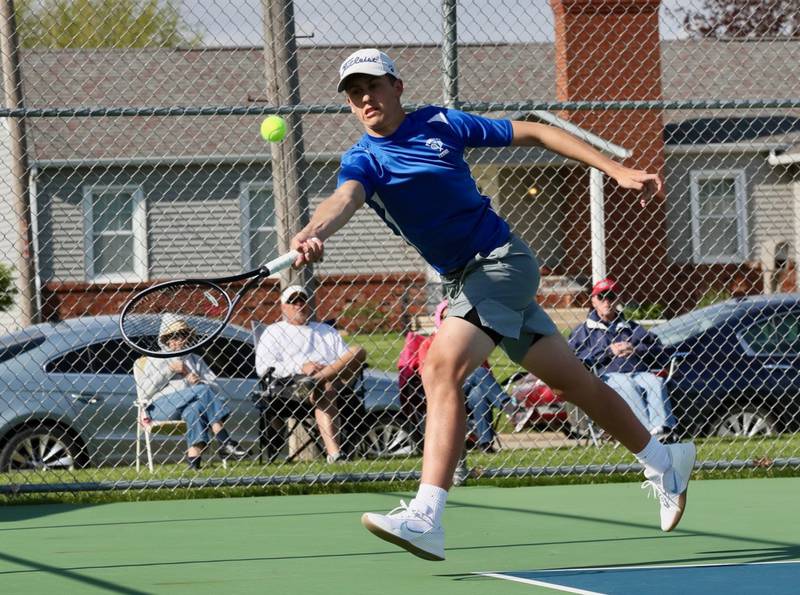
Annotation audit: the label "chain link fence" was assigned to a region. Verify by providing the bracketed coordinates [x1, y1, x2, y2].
[0, 0, 798, 494]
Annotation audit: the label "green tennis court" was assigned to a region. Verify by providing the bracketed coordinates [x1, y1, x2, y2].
[1, 477, 798, 594]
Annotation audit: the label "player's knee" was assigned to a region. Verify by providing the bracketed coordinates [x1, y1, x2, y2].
[420, 354, 461, 395]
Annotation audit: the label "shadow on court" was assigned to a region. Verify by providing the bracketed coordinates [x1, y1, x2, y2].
[0, 506, 375, 533]
[445, 495, 800, 564]
[0, 550, 151, 595]
[439, 544, 800, 579]
[0, 503, 99, 524]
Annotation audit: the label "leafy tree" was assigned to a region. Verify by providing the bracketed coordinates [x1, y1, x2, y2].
[681, 0, 800, 39]
[0, 264, 18, 313]
[15, 0, 203, 48]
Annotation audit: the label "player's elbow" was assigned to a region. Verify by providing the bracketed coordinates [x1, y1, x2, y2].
[335, 180, 366, 211]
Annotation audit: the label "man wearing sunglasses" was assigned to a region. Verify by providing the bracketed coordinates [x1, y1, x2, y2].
[255, 285, 367, 463]
[568, 278, 677, 439]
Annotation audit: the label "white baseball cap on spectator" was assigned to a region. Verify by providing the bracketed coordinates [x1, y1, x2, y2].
[337, 48, 400, 92]
[280, 285, 310, 304]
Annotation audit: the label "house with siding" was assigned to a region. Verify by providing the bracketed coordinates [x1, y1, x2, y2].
[0, 1, 798, 332]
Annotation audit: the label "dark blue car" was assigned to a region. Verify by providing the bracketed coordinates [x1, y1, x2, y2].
[651, 294, 800, 438]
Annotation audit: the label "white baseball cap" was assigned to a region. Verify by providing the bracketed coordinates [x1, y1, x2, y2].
[280, 284, 310, 304]
[337, 48, 399, 92]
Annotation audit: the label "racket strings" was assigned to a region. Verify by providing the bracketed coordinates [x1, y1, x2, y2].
[121, 282, 230, 354]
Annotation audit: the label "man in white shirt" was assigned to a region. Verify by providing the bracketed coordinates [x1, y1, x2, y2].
[255, 284, 367, 462]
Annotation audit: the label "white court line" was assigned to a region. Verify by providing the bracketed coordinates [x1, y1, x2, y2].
[503, 559, 800, 573]
[479, 559, 800, 594]
[480, 572, 606, 595]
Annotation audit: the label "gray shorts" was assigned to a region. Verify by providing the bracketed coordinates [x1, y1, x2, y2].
[441, 234, 558, 363]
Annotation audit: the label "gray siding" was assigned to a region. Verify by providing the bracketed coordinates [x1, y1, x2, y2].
[664, 149, 796, 265]
[36, 161, 424, 283]
[306, 163, 424, 276]
[37, 163, 273, 282]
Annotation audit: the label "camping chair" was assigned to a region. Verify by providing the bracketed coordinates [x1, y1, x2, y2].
[250, 322, 371, 463]
[133, 356, 221, 472]
[251, 368, 321, 463]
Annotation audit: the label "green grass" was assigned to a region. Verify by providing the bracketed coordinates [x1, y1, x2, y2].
[353, 331, 519, 381]
[2, 434, 798, 505]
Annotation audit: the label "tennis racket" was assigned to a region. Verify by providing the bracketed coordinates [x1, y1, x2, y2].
[119, 250, 299, 358]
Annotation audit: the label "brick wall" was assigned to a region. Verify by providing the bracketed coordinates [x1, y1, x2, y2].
[42, 273, 431, 333]
[550, 0, 669, 306]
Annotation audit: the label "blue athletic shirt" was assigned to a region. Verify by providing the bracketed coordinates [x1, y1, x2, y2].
[337, 105, 513, 274]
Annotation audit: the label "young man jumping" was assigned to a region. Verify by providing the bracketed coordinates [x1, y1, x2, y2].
[290, 49, 696, 561]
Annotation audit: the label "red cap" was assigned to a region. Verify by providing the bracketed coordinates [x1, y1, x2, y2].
[591, 278, 620, 297]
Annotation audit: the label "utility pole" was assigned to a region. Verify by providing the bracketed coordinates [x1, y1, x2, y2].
[0, 0, 36, 326]
[261, 0, 314, 297]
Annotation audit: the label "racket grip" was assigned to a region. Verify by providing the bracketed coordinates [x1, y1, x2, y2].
[265, 250, 300, 274]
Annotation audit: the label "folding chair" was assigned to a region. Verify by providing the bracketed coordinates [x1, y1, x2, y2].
[133, 356, 192, 472]
[251, 322, 372, 462]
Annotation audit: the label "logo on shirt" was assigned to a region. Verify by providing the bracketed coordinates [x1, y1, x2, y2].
[425, 137, 449, 158]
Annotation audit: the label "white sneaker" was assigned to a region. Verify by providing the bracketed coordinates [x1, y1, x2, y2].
[326, 452, 344, 464]
[361, 500, 445, 561]
[642, 442, 697, 532]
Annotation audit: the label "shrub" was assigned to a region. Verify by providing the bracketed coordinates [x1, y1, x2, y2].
[0, 263, 17, 313]
[623, 302, 665, 321]
[696, 288, 732, 309]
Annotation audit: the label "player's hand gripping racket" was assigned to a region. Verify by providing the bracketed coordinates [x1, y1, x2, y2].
[119, 250, 299, 357]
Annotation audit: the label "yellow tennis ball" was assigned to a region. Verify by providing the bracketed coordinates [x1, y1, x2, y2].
[260, 115, 287, 142]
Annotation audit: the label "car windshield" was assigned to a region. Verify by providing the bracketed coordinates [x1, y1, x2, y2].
[651, 301, 739, 346]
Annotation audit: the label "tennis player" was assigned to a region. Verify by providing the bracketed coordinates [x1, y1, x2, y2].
[290, 49, 696, 561]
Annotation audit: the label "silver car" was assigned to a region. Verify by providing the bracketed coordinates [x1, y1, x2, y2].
[0, 316, 414, 470]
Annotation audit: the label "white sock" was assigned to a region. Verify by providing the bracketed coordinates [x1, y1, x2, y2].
[634, 435, 671, 474]
[411, 483, 448, 527]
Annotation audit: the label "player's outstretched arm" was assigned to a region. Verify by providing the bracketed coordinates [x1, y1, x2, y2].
[291, 180, 366, 266]
[510, 121, 662, 205]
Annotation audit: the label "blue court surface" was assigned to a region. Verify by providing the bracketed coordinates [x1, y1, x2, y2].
[482, 560, 800, 594]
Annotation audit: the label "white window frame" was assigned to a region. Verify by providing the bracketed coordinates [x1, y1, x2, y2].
[689, 169, 748, 264]
[82, 184, 148, 283]
[239, 180, 277, 271]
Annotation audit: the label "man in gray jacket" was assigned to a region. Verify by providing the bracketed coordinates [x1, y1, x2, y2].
[138, 316, 247, 469]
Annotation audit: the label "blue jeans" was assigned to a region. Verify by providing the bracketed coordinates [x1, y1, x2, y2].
[602, 372, 677, 434]
[463, 367, 512, 445]
[148, 385, 231, 447]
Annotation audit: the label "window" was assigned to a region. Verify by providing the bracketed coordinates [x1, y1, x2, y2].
[689, 170, 748, 264]
[46, 339, 141, 375]
[240, 181, 277, 269]
[83, 185, 147, 282]
[740, 313, 800, 356]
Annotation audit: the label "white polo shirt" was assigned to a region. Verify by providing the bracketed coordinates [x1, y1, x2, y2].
[255, 320, 350, 379]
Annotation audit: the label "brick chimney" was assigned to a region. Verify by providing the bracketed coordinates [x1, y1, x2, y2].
[550, 0, 668, 304]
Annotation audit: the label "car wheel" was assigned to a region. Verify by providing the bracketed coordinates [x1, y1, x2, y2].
[357, 412, 418, 458]
[0, 426, 79, 471]
[712, 406, 777, 438]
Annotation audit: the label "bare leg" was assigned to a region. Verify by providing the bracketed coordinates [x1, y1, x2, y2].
[420, 317, 496, 488]
[519, 333, 650, 453]
[188, 445, 202, 457]
[312, 386, 341, 456]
